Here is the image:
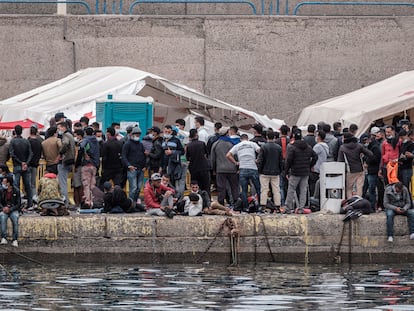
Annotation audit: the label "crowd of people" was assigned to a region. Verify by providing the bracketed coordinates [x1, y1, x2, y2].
[1, 112, 414, 247]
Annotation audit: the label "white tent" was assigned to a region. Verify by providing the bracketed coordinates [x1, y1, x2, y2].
[296, 71, 414, 136]
[0, 66, 284, 132]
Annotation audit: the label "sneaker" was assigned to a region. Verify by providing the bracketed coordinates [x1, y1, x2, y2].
[387, 236, 394, 243]
[410, 233, 414, 240]
[11, 240, 18, 247]
[0, 238, 7, 245]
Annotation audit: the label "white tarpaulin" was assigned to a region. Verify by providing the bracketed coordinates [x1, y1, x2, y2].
[296, 71, 414, 136]
[0, 66, 284, 131]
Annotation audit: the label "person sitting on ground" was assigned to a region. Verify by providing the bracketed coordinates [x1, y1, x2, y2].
[103, 182, 144, 213]
[384, 181, 414, 243]
[182, 192, 203, 216]
[0, 176, 21, 247]
[144, 173, 176, 218]
[37, 171, 63, 216]
[188, 180, 234, 215]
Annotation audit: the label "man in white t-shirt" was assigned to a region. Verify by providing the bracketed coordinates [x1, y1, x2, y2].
[226, 134, 261, 212]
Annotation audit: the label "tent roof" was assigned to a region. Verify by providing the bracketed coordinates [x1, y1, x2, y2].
[0, 66, 284, 131]
[296, 71, 414, 135]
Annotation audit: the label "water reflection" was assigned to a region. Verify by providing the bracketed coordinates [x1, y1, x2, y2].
[0, 263, 413, 310]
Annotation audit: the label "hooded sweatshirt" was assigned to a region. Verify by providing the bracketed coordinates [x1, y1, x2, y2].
[324, 133, 338, 162]
[338, 136, 373, 173]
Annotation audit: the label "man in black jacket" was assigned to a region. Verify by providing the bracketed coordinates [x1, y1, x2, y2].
[100, 127, 123, 187]
[284, 129, 318, 213]
[9, 125, 33, 209]
[257, 131, 283, 209]
[186, 129, 210, 197]
[362, 134, 381, 212]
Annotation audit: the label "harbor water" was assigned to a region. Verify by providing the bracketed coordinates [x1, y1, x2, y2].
[1, 262, 414, 310]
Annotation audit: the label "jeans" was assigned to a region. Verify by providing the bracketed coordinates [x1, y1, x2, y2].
[14, 165, 32, 208]
[399, 168, 413, 191]
[0, 210, 19, 240]
[216, 173, 239, 205]
[239, 168, 261, 210]
[386, 208, 414, 237]
[279, 170, 287, 205]
[58, 163, 72, 206]
[175, 162, 188, 198]
[127, 169, 144, 202]
[367, 174, 378, 211]
[29, 166, 37, 201]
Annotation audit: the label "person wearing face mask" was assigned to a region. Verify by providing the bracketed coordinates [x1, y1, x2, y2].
[161, 125, 184, 189]
[398, 130, 414, 190]
[0, 176, 21, 247]
[362, 134, 381, 212]
[122, 126, 146, 203]
[380, 125, 401, 185]
[111, 122, 124, 141]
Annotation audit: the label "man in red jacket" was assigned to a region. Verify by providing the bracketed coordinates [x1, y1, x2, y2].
[144, 173, 175, 218]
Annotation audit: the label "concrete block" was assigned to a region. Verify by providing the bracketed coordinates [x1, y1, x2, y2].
[156, 216, 206, 237]
[105, 215, 155, 238]
[20, 216, 57, 240]
[56, 215, 106, 238]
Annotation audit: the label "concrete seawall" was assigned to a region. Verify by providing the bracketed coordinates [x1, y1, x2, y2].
[1, 213, 414, 264]
[1, 15, 414, 124]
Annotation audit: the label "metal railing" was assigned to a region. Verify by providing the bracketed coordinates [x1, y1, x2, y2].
[293, 1, 414, 15]
[129, 0, 257, 14]
[1, 0, 414, 15]
[0, 0, 91, 13]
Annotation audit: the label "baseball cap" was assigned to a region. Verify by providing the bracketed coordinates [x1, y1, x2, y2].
[370, 126, 380, 135]
[151, 173, 162, 181]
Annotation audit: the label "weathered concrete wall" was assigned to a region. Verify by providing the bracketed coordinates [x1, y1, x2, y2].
[1, 214, 413, 264]
[1, 15, 414, 124]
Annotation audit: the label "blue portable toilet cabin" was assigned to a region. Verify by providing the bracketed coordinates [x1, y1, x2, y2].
[96, 94, 154, 136]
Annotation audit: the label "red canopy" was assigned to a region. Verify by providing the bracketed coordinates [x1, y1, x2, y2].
[0, 119, 44, 130]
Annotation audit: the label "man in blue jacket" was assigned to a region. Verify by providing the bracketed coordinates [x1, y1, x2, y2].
[122, 127, 146, 202]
